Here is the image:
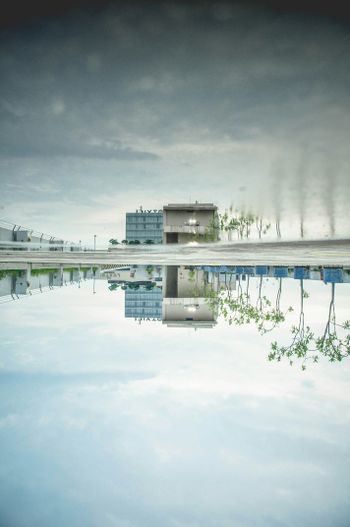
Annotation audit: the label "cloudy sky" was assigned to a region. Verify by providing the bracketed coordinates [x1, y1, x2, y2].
[1, 1, 350, 244]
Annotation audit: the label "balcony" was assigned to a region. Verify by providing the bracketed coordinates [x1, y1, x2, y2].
[163, 225, 207, 234]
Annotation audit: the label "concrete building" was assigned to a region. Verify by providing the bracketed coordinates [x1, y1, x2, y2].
[125, 209, 163, 244]
[162, 265, 217, 328]
[162, 202, 219, 244]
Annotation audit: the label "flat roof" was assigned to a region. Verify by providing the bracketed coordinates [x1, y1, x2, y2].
[126, 210, 162, 215]
[163, 203, 217, 211]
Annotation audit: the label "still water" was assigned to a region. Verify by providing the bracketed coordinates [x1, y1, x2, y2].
[0, 264, 350, 526]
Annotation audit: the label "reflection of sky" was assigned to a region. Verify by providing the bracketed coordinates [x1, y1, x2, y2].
[1, 278, 350, 526]
[1, 2, 350, 243]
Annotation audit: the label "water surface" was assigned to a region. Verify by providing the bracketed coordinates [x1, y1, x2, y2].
[1, 263, 350, 526]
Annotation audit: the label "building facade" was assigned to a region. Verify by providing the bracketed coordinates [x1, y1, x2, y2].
[162, 202, 218, 244]
[125, 209, 163, 244]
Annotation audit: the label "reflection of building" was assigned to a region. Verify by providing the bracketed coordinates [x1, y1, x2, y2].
[105, 265, 163, 283]
[163, 202, 218, 244]
[107, 265, 163, 322]
[125, 209, 163, 244]
[205, 268, 236, 291]
[162, 265, 217, 328]
[125, 287, 163, 320]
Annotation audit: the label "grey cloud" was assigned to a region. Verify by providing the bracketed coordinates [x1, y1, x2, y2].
[0, 1, 349, 242]
[0, 138, 159, 160]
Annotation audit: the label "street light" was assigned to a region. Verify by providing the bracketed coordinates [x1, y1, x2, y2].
[93, 234, 97, 251]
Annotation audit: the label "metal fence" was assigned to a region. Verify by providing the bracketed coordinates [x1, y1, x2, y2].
[0, 218, 90, 251]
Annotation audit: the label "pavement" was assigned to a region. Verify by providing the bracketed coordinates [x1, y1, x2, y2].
[1, 238, 350, 267]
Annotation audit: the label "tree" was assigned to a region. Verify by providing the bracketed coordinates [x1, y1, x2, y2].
[109, 238, 119, 245]
[219, 208, 269, 241]
[108, 283, 120, 291]
[255, 217, 271, 239]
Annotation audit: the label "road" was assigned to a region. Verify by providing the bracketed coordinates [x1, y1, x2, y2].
[1, 239, 350, 267]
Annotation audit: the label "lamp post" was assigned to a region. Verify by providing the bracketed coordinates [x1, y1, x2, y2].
[93, 267, 96, 294]
[93, 234, 97, 251]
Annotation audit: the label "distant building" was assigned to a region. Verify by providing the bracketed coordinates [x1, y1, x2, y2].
[125, 208, 163, 244]
[0, 219, 82, 251]
[162, 202, 218, 244]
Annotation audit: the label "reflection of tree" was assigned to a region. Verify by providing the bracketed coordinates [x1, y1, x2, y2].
[146, 265, 154, 277]
[268, 279, 312, 368]
[205, 274, 291, 334]
[269, 281, 350, 369]
[316, 283, 350, 362]
[206, 273, 350, 369]
[108, 283, 120, 291]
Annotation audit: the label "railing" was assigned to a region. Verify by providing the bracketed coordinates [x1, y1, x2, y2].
[0, 218, 88, 251]
[163, 225, 207, 234]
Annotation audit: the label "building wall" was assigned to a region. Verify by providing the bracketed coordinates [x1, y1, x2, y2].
[177, 233, 205, 244]
[163, 302, 214, 322]
[163, 207, 218, 243]
[125, 211, 163, 243]
[0, 226, 14, 242]
[0, 275, 13, 297]
[164, 210, 215, 228]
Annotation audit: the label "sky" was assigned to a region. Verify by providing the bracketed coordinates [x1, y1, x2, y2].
[1, 0, 350, 245]
[0, 276, 350, 526]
